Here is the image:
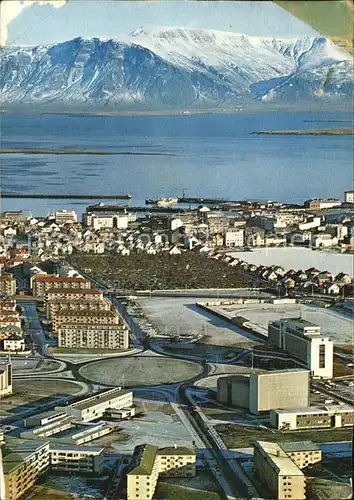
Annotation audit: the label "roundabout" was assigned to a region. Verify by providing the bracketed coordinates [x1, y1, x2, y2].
[78, 355, 204, 387]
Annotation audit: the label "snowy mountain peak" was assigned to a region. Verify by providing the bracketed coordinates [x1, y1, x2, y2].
[0, 28, 352, 110]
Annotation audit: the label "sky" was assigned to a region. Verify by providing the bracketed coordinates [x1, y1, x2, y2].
[2, 0, 318, 47]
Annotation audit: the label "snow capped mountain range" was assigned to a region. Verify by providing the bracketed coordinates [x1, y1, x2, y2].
[0, 27, 352, 110]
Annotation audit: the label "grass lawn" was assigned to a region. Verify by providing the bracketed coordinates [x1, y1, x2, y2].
[154, 482, 221, 500]
[26, 486, 74, 499]
[216, 424, 353, 449]
[0, 380, 81, 416]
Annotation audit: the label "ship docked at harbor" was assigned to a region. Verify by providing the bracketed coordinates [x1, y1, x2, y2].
[145, 197, 179, 208]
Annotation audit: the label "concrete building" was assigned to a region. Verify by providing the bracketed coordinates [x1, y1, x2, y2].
[344, 190, 354, 203]
[270, 405, 354, 430]
[56, 387, 133, 423]
[306, 198, 342, 210]
[50, 444, 104, 474]
[32, 275, 91, 298]
[127, 444, 196, 500]
[224, 228, 244, 247]
[217, 370, 310, 415]
[3, 336, 25, 352]
[0, 361, 12, 398]
[83, 211, 136, 229]
[3, 438, 50, 500]
[54, 210, 78, 225]
[279, 442, 322, 469]
[52, 309, 119, 334]
[24, 410, 68, 428]
[47, 296, 110, 319]
[254, 441, 305, 500]
[268, 318, 333, 379]
[0, 310, 21, 329]
[0, 276, 16, 297]
[58, 323, 129, 350]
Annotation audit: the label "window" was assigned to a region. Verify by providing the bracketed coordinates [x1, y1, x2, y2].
[319, 344, 326, 368]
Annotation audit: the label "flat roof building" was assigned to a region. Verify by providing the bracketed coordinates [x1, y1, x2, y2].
[58, 323, 129, 350]
[55, 387, 133, 423]
[52, 309, 119, 334]
[217, 369, 310, 415]
[268, 318, 333, 379]
[32, 275, 91, 298]
[0, 276, 16, 297]
[270, 405, 354, 430]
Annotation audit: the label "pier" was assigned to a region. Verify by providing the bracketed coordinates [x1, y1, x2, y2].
[87, 204, 185, 214]
[145, 197, 242, 206]
[1, 194, 132, 200]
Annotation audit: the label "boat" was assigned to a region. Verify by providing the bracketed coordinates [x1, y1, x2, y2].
[146, 197, 178, 208]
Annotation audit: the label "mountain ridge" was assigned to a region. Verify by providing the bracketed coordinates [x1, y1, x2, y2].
[0, 27, 352, 110]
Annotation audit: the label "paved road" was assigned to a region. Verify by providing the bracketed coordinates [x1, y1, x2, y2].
[18, 300, 48, 356]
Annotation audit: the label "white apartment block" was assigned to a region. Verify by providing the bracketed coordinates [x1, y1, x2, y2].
[83, 211, 136, 229]
[268, 318, 333, 379]
[58, 323, 129, 350]
[54, 210, 78, 225]
[50, 444, 104, 474]
[56, 387, 133, 423]
[344, 190, 354, 203]
[224, 228, 244, 247]
[270, 405, 354, 431]
[0, 362, 12, 397]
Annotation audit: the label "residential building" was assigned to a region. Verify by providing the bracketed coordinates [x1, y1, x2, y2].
[32, 275, 91, 298]
[0, 276, 16, 296]
[127, 444, 196, 500]
[50, 444, 104, 474]
[0, 361, 12, 397]
[344, 190, 354, 203]
[47, 297, 110, 319]
[311, 233, 338, 248]
[217, 370, 310, 415]
[279, 442, 322, 469]
[45, 287, 102, 310]
[55, 387, 133, 423]
[3, 438, 50, 500]
[268, 318, 333, 378]
[270, 405, 354, 430]
[83, 211, 135, 229]
[0, 312, 21, 329]
[24, 410, 69, 428]
[306, 198, 342, 210]
[325, 223, 348, 240]
[54, 210, 78, 225]
[253, 441, 306, 500]
[223, 228, 244, 247]
[52, 309, 119, 334]
[3, 336, 25, 352]
[298, 217, 321, 231]
[58, 323, 129, 350]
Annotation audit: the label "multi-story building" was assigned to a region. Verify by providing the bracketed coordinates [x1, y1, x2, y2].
[0, 361, 12, 397]
[32, 275, 91, 298]
[127, 444, 196, 500]
[254, 441, 305, 500]
[217, 370, 310, 415]
[52, 309, 119, 334]
[268, 318, 333, 379]
[270, 405, 354, 430]
[50, 444, 104, 474]
[83, 210, 136, 229]
[47, 296, 110, 319]
[0, 275, 16, 297]
[344, 190, 354, 203]
[54, 210, 78, 225]
[306, 198, 342, 210]
[58, 323, 129, 350]
[3, 336, 25, 352]
[279, 442, 322, 469]
[0, 310, 21, 329]
[223, 228, 244, 247]
[55, 387, 133, 423]
[3, 438, 50, 500]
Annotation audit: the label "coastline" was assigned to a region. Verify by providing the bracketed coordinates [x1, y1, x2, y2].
[251, 128, 353, 135]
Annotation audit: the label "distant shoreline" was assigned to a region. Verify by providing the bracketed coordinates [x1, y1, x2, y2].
[0, 148, 174, 156]
[251, 128, 353, 136]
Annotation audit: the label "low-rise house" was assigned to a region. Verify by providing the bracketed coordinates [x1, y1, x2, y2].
[335, 273, 352, 285]
[322, 283, 340, 295]
[311, 234, 339, 248]
[313, 271, 333, 286]
[3, 335, 26, 352]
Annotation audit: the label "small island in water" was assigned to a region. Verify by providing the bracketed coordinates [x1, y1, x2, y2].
[251, 128, 353, 136]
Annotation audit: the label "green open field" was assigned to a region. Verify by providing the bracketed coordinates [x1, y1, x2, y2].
[216, 424, 353, 449]
[155, 482, 221, 500]
[79, 356, 203, 386]
[0, 380, 81, 417]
